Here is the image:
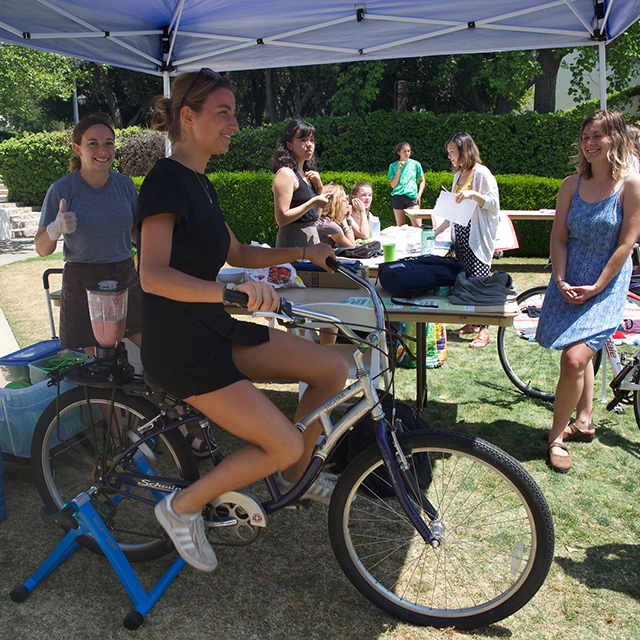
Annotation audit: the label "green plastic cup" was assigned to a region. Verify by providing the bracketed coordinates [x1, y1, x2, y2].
[382, 243, 396, 262]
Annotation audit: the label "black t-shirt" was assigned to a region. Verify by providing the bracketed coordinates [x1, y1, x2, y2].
[136, 158, 268, 396]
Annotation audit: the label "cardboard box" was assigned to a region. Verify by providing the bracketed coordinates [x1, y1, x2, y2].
[298, 266, 369, 289]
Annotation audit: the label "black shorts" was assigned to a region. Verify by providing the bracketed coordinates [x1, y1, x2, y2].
[60, 259, 142, 350]
[392, 194, 418, 210]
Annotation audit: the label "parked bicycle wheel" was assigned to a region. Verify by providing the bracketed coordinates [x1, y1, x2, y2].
[497, 285, 601, 401]
[31, 386, 200, 562]
[328, 430, 554, 629]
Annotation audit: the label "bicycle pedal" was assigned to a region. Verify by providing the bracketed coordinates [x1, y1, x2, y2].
[92, 496, 117, 523]
[614, 404, 626, 415]
[208, 491, 267, 528]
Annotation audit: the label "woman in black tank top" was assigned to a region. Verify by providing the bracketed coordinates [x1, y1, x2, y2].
[270, 119, 330, 247]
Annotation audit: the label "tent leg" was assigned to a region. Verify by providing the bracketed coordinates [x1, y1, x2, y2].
[599, 41, 607, 110]
[163, 70, 172, 157]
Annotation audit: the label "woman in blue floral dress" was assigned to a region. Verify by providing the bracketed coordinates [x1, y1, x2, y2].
[537, 110, 640, 472]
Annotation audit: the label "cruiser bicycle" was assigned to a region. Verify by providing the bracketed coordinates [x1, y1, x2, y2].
[30, 259, 554, 629]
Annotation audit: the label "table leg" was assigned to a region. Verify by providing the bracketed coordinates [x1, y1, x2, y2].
[416, 322, 427, 412]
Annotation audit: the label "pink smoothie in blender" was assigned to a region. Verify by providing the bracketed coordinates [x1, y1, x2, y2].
[86, 281, 129, 348]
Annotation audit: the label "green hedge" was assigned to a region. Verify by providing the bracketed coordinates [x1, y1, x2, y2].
[2, 83, 638, 206]
[0, 126, 144, 206]
[206, 84, 640, 179]
[133, 170, 558, 257]
[204, 110, 585, 180]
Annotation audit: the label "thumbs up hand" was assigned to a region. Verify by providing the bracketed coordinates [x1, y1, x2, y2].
[46, 198, 77, 240]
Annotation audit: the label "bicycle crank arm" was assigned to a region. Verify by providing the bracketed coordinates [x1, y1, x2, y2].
[207, 491, 267, 528]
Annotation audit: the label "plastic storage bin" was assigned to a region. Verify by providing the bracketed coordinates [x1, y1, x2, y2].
[0, 340, 60, 384]
[0, 379, 73, 458]
[29, 351, 86, 385]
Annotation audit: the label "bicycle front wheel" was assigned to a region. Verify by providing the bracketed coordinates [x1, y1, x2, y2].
[328, 430, 554, 629]
[31, 386, 200, 562]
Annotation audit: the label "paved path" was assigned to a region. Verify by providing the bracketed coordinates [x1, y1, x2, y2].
[0, 237, 42, 359]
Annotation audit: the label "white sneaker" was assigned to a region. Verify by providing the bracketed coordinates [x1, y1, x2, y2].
[155, 493, 217, 572]
[276, 471, 337, 506]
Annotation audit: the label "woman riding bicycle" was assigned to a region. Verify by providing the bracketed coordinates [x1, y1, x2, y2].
[136, 69, 348, 572]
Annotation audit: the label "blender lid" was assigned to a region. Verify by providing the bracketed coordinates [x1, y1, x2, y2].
[86, 280, 129, 293]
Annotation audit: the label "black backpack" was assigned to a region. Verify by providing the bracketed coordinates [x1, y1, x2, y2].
[329, 395, 432, 498]
[378, 255, 465, 298]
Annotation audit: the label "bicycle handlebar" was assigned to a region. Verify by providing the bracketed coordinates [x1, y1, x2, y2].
[224, 257, 385, 335]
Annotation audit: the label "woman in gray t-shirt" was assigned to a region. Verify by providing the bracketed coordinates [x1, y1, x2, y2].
[35, 116, 142, 355]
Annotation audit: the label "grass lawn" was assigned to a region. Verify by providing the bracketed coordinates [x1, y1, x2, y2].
[1, 255, 640, 639]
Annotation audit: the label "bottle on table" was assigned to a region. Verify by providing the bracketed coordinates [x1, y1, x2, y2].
[421, 223, 435, 255]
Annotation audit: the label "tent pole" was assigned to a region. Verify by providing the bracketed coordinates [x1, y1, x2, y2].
[599, 40, 607, 110]
[163, 70, 172, 157]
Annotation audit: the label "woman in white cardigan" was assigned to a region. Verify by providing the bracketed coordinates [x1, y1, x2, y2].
[434, 132, 500, 348]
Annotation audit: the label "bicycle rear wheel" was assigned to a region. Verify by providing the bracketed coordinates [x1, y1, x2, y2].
[31, 386, 200, 562]
[497, 286, 602, 401]
[497, 286, 559, 401]
[328, 430, 554, 629]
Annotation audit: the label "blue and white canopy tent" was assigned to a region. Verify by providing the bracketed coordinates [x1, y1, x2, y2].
[1, 0, 639, 106]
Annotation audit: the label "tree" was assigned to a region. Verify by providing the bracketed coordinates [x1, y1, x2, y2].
[0, 44, 83, 129]
[75, 66, 161, 128]
[329, 61, 386, 115]
[565, 22, 640, 105]
[533, 49, 569, 113]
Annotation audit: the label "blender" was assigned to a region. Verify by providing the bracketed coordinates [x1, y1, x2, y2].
[87, 280, 129, 351]
[65, 281, 134, 387]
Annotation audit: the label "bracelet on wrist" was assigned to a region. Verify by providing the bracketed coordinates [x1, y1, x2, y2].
[555, 279, 566, 286]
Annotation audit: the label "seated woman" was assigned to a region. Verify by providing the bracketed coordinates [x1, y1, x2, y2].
[316, 184, 357, 248]
[350, 181, 374, 241]
[137, 69, 349, 572]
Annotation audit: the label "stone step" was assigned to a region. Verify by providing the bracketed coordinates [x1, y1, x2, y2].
[12, 226, 40, 238]
[0, 178, 43, 238]
[11, 215, 41, 229]
[0, 202, 42, 239]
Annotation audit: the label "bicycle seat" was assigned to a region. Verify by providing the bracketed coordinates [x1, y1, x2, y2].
[143, 371, 166, 397]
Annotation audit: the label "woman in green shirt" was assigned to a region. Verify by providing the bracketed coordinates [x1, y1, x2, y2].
[388, 141, 425, 227]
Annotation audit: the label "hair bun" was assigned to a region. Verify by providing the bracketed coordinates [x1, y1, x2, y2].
[151, 97, 172, 132]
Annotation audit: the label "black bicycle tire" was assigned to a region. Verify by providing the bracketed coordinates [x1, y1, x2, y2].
[497, 285, 602, 401]
[328, 430, 555, 629]
[31, 386, 200, 562]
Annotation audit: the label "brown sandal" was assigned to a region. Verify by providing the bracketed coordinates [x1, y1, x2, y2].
[451, 325, 480, 336]
[542, 421, 595, 442]
[562, 422, 595, 442]
[469, 334, 490, 348]
[548, 442, 572, 473]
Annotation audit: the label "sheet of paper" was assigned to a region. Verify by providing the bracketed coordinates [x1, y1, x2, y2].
[433, 191, 476, 226]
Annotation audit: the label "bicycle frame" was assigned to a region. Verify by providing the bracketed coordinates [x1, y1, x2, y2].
[77, 261, 440, 546]
[598, 292, 640, 402]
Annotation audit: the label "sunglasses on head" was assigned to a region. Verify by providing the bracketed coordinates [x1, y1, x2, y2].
[181, 68, 223, 107]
